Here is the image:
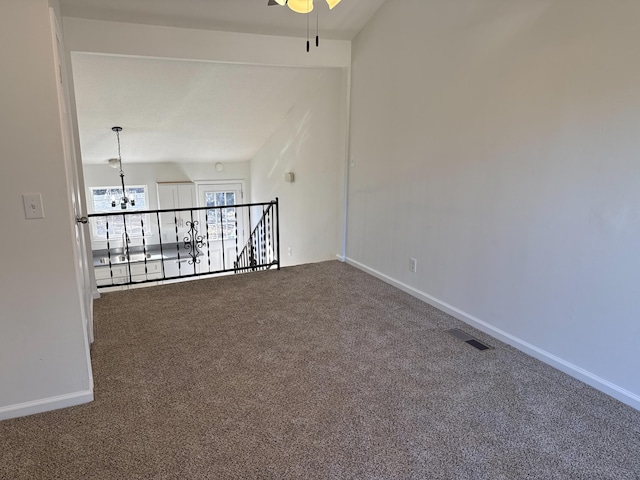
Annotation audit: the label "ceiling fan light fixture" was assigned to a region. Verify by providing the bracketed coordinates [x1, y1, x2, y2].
[287, 0, 313, 14]
[325, 0, 341, 9]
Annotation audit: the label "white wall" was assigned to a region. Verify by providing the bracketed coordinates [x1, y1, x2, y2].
[251, 69, 346, 267]
[0, 0, 92, 419]
[347, 0, 640, 409]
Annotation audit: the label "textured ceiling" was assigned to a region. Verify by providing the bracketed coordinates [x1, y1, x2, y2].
[60, 0, 387, 41]
[72, 54, 334, 164]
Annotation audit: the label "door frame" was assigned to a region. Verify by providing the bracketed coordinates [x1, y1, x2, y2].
[50, 9, 94, 376]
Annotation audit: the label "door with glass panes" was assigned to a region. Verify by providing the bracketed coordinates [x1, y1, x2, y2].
[197, 183, 245, 272]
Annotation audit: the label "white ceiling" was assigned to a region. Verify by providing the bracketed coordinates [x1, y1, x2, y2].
[72, 54, 333, 164]
[65, 0, 387, 165]
[59, 0, 387, 41]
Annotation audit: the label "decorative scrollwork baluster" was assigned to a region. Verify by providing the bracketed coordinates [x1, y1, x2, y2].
[184, 220, 204, 265]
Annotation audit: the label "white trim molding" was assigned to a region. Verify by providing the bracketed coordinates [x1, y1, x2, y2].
[346, 257, 640, 412]
[0, 390, 93, 421]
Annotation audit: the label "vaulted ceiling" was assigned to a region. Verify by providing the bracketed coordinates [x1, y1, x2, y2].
[63, 0, 386, 165]
[72, 54, 332, 164]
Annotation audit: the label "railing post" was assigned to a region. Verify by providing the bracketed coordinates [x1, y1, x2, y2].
[275, 197, 280, 270]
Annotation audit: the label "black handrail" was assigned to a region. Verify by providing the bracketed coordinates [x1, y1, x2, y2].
[87, 200, 276, 217]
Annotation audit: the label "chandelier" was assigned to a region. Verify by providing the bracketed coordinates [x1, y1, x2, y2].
[110, 126, 135, 209]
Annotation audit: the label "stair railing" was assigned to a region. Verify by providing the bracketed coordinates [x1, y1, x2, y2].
[234, 198, 280, 273]
[87, 199, 279, 289]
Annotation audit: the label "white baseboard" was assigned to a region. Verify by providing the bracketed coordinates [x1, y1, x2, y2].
[0, 390, 93, 421]
[346, 257, 640, 412]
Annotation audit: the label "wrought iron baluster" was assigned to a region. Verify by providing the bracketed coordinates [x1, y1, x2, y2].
[141, 215, 147, 279]
[267, 206, 272, 264]
[263, 209, 267, 266]
[260, 230, 264, 270]
[123, 212, 132, 284]
[251, 235, 257, 271]
[219, 207, 225, 271]
[183, 209, 203, 273]
[205, 208, 211, 273]
[234, 209, 239, 273]
[105, 218, 114, 285]
[156, 211, 166, 281]
[174, 211, 181, 277]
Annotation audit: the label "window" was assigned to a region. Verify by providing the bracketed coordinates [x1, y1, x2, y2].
[90, 186, 149, 239]
[205, 191, 236, 240]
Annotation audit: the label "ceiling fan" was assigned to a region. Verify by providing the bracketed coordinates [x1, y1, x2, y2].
[267, 0, 342, 14]
[268, 0, 342, 51]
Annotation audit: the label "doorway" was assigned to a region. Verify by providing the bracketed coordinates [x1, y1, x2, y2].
[197, 182, 245, 271]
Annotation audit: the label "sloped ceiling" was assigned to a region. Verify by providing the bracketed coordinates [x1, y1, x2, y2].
[72, 54, 334, 164]
[66, 0, 388, 165]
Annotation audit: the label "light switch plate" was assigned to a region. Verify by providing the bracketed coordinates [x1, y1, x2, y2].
[23, 193, 44, 219]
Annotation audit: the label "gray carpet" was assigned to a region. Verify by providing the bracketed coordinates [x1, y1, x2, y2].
[1, 261, 639, 479]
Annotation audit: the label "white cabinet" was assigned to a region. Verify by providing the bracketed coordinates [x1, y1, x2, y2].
[130, 261, 163, 282]
[157, 182, 196, 243]
[163, 257, 195, 278]
[94, 264, 128, 286]
[94, 260, 163, 287]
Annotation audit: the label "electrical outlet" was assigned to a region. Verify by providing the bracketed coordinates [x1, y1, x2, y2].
[287, 246, 292, 256]
[410, 258, 417, 273]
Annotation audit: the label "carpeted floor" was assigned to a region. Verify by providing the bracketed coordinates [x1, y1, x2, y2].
[1, 261, 639, 479]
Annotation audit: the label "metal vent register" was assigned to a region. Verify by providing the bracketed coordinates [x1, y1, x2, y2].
[446, 328, 494, 351]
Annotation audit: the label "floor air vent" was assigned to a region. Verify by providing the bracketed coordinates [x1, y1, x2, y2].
[446, 328, 493, 351]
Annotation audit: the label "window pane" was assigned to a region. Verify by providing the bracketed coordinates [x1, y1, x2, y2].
[93, 214, 148, 239]
[91, 185, 148, 239]
[203, 191, 237, 240]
